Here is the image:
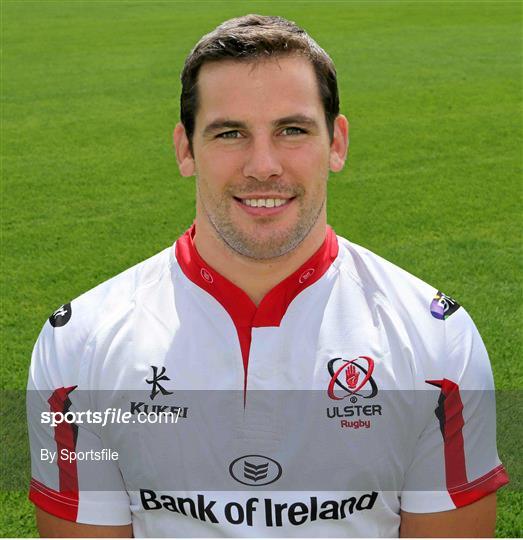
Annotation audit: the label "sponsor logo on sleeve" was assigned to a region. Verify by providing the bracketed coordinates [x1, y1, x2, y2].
[430, 291, 460, 320]
[49, 303, 72, 327]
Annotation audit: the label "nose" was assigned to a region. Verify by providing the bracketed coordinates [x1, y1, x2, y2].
[242, 134, 283, 182]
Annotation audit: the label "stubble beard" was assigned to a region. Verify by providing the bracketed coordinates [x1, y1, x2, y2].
[197, 180, 326, 261]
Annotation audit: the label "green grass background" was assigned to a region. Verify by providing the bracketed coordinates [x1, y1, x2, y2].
[1, 0, 521, 536]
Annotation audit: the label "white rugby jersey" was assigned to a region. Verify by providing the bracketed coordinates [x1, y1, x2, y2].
[27, 226, 508, 537]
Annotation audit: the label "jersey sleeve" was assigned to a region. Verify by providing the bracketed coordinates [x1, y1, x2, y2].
[27, 303, 132, 526]
[400, 304, 509, 513]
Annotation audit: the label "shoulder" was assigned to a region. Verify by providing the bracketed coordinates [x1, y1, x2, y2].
[29, 246, 175, 386]
[334, 235, 483, 376]
[70, 245, 175, 333]
[335, 235, 445, 319]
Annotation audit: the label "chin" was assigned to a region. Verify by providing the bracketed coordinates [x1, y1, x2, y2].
[231, 231, 308, 261]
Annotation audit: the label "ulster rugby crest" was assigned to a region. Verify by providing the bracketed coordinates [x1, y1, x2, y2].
[326, 356, 382, 429]
[327, 356, 378, 401]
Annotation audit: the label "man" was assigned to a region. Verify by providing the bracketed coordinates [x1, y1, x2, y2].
[27, 14, 508, 537]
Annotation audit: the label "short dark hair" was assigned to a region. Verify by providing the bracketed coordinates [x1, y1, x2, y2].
[180, 14, 339, 153]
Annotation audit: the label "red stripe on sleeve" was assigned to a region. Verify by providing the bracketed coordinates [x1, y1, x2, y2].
[30, 386, 79, 521]
[426, 379, 509, 507]
[449, 464, 510, 507]
[29, 477, 79, 521]
[439, 379, 468, 494]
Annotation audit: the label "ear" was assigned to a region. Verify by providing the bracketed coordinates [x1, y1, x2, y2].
[329, 114, 349, 173]
[173, 123, 195, 177]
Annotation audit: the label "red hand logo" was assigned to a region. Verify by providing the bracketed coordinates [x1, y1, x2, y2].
[345, 363, 359, 389]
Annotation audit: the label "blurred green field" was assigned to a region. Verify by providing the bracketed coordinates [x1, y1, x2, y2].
[1, 0, 521, 536]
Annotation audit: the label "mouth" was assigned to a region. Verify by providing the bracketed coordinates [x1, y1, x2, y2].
[233, 195, 296, 216]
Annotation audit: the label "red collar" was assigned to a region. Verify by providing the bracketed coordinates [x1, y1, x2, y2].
[175, 225, 339, 329]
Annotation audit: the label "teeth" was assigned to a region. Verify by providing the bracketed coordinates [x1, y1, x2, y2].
[243, 198, 288, 208]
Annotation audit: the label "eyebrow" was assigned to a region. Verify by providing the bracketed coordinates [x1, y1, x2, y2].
[273, 115, 319, 129]
[202, 114, 319, 137]
[203, 119, 247, 137]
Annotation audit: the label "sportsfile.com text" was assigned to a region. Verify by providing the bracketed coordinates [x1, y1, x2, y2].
[40, 407, 181, 427]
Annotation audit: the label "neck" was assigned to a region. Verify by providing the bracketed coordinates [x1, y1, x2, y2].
[193, 215, 327, 306]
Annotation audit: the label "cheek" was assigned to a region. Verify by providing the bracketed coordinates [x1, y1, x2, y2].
[196, 151, 242, 189]
[285, 146, 330, 186]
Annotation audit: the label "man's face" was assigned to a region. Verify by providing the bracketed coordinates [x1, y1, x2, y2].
[181, 55, 345, 260]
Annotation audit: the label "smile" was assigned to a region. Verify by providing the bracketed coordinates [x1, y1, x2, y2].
[241, 198, 288, 208]
[233, 196, 295, 216]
